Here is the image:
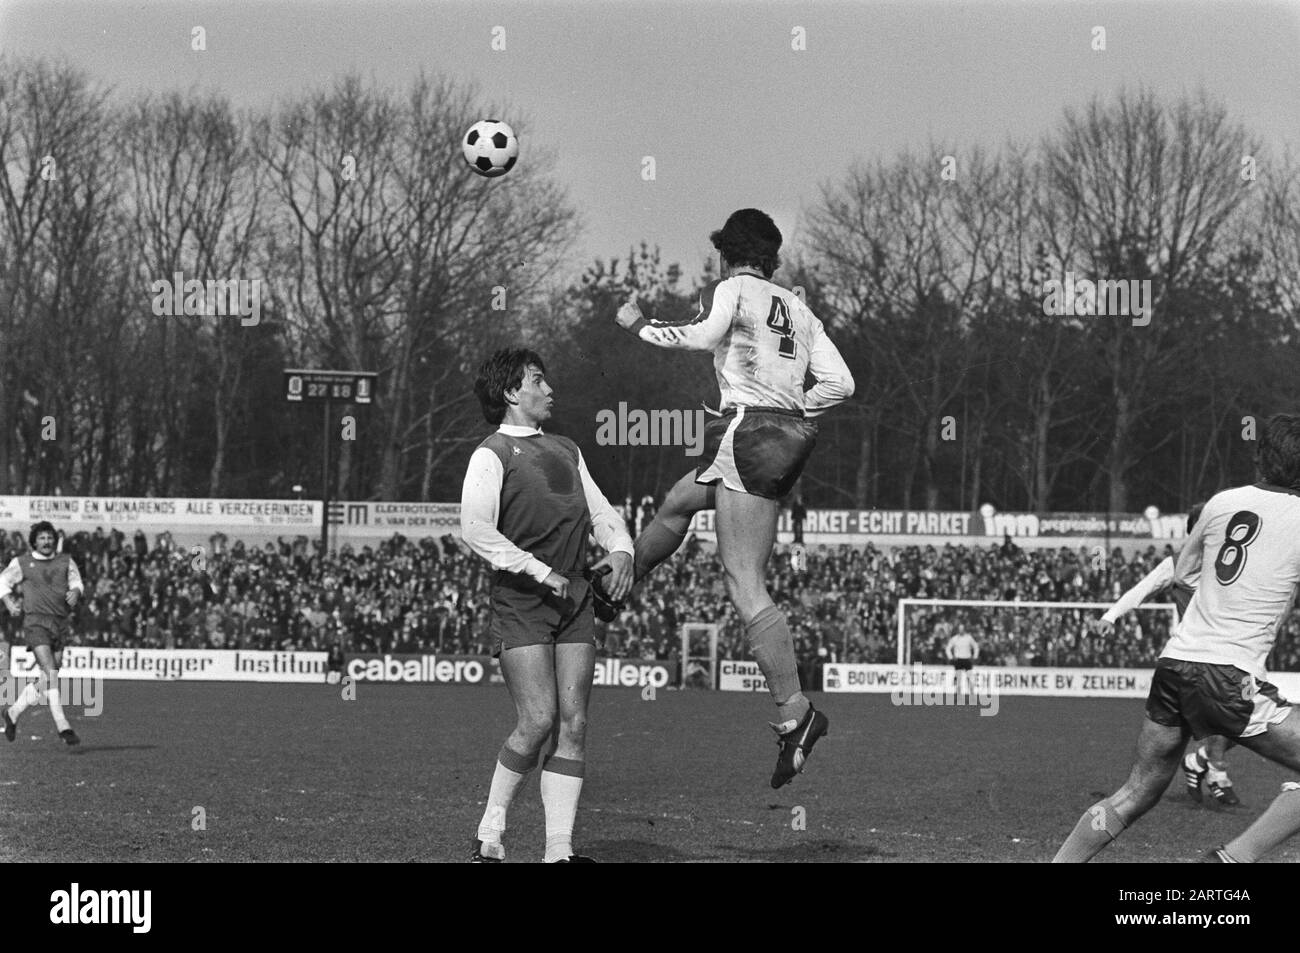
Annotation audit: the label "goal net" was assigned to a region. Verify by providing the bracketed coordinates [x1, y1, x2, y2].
[895, 599, 1178, 668]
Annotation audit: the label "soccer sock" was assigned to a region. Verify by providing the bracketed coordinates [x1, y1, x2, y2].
[1223, 784, 1300, 863]
[540, 756, 585, 863]
[477, 744, 538, 849]
[745, 605, 809, 724]
[633, 518, 686, 582]
[8, 680, 42, 721]
[1052, 798, 1127, 863]
[45, 678, 70, 733]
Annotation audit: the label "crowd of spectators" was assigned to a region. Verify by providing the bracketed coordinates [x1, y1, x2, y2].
[5, 523, 1300, 672]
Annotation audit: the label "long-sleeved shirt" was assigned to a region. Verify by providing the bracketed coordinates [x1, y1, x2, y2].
[460, 424, 633, 582]
[0, 550, 85, 616]
[1101, 557, 1178, 624]
[623, 274, 855, 417]
[1164, 483, 1300, 679]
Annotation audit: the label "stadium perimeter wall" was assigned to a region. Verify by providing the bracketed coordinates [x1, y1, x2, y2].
[11, 648, 1287, 701]
[0, 497, 1188, 558]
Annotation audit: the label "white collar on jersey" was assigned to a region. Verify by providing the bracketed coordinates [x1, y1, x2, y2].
[498, 424, 543, 437]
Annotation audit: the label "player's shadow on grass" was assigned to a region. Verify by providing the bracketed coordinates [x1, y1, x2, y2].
[585, 838, 895, 862]
[728, 839, 898, 862]
[69, 744, 159, 756]
[583, 839, 699, 862]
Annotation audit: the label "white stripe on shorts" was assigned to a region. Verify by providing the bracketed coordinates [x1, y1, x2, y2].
[696, 406, 747, 493]
[1242, 681, 1293, 738]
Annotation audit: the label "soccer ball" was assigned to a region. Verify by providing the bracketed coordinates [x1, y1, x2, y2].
[462, 120, 518, 178]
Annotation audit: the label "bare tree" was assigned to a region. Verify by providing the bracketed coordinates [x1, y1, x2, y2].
[1040, 88, 1256, 510]
[256, 74, 578, 501]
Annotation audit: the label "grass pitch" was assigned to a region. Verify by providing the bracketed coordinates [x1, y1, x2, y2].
[2, 681, 1296, 863]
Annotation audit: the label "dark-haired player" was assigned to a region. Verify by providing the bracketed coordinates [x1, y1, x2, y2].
[461, 348, 632, 863]
[612, 209, 855, 788]
[1093, 502, 1240, 805]
[1055, 413, 1300, 862]
[0, 521, 83, 745]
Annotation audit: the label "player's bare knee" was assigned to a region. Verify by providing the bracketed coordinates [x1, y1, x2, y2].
[514, 711, 555, 748]
[723, 571, 766, 612]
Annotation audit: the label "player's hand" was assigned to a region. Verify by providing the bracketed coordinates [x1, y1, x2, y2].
[1091, 618, 1114, 637]
[66, 589, 80, 608]
[615, 298, 644, 331]
[590, 551, 633, 601]
[542, 571, 570, 602]
[3, 597, 19, 617]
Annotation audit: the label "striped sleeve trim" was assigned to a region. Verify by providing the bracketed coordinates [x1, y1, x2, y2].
[646, 278, 723, 328]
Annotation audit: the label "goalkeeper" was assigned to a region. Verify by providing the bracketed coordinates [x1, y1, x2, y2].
[1091, 503, 1240, 806]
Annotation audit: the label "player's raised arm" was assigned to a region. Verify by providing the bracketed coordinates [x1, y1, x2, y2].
[66, 557, 85, 606]
[0, 556, 21, 614]
[805, 316, 855, 417]
[1099, 556, 1175, 628]
[459, 446, 553, 583]
[614, 280, 737, 352]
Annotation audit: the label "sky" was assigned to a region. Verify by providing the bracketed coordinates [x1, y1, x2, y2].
[2, 0, 1298, 284]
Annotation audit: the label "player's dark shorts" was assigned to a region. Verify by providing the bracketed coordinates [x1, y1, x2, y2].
[953, 658, 974, 671]
[695, 406, 818, 500]
[16, 613, 70, 653]
[489, 572, 596, 656]
[1146, 658, 1292, 739]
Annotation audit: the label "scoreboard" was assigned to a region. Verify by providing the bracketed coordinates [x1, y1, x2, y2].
[283, 369, 377, 404]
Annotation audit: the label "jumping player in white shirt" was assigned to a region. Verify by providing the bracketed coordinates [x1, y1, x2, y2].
[1055, 414, 1300, 862]
[608, 209, 855, 788]
[1093, 503, 1241, 806]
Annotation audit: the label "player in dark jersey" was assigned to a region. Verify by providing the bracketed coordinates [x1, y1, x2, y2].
[0, 521, 83, 745]
[460, 348, 633, 863]
[610, 209, 855, 788]
[1092, 503, 1241, 805]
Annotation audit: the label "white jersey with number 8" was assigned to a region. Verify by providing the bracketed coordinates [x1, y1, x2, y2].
[1164, 483, 1300, 679]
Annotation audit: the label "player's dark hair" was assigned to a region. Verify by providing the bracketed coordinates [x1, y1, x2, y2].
[1256, 413, 1300, 492]
[710, 208, 782, 279]
[1186, 502, 1205, 534]
[28, 520, 56, 549]
[474, 348, 546, 425]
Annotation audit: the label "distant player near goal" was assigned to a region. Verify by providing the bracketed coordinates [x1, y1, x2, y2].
[0, 521, 83, 746]
[1055, 414, 1300, 863]
[945, 629, 979, 695]
[1092, 502, 1240, 806]
[460, 349, 633, 863]
[608, 209, 855, 788]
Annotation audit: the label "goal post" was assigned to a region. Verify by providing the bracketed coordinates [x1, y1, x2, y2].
[896, 598, 1178, 667]
[680, 622, 719, 688]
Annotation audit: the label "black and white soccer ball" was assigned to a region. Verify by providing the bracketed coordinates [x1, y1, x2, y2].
[462, 120, 518, 178]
